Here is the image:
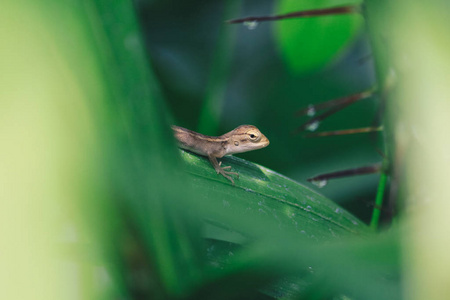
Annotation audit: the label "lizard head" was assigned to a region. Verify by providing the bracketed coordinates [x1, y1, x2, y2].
[224, 125, 270, 155]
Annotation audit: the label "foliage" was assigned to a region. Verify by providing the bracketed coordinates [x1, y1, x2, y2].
[4, 0, 450, 299]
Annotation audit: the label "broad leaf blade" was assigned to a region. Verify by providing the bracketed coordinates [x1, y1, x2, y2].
[84, 0, 205, 297]
[275, 0, 363, 74]
[180, 150, 369, 239]
[177, 150, 398, 299]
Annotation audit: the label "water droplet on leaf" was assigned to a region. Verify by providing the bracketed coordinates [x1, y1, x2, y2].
[311, 179, 327, 188]
[306, 104, 316, 117]
[243, 20, 258, 30]
[306, 120, 319, 131]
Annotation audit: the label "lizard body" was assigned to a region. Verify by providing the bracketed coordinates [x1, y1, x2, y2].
[172, 125, 269, 184]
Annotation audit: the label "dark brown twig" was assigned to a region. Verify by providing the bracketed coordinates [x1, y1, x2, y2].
[294, 88, 376, 134]
[227, 5, 361, 24]
[295, 89, 375, 117]
[304, 126, 383, 137]
[308, 163, 383, 183]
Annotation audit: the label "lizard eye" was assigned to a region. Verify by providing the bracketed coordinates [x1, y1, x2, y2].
[248, 132, 260, 141]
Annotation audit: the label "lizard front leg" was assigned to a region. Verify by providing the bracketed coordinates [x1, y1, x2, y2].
[208, 155, 239, 185]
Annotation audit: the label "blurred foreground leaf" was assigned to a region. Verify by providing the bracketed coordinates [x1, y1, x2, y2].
[83, 0, 207, 298]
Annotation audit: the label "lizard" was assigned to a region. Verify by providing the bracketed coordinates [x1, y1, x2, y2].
[172, 125, 270, 185]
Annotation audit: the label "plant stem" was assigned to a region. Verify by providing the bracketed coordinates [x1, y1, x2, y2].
[370, 171, 388, 229]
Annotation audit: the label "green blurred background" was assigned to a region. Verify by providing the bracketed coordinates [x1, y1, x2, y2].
[138, 0, 380, 222]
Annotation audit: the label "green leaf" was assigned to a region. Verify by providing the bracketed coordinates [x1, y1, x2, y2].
[179, 149, 369, 240]
[176, 150, 396, 298]
[274, 0, 363, 74]
[176, 150, 400, 299]
[81, 0, 205, 297]
[2, 1, 401, 299]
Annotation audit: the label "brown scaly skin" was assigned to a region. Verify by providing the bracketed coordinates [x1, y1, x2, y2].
[172, 125, 270, 185]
